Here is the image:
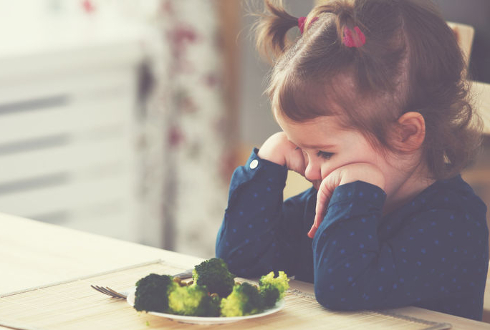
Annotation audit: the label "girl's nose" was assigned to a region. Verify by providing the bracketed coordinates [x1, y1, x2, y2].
[304, 161, 322, 182]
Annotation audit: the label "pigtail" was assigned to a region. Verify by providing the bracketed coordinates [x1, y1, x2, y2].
[336, 7, 367, 48]
[254, 0, 299, 63]
[313, 1, 381, 94]
[309, 1, 365, 48]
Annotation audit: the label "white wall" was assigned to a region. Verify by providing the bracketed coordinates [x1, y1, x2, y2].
[239, 0, 315, 148]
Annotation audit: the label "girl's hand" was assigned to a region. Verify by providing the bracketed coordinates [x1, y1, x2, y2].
[308, 163, 385, 238]
[257, 132, 306, 175]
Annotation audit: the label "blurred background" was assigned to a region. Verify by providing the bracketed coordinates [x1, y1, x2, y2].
[0, 0, 489, 259]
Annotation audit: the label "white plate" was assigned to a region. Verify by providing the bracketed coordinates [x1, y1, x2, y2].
[127, 287, 284, 325]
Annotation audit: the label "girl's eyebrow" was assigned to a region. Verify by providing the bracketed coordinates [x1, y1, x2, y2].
[298, 143, 335, 150]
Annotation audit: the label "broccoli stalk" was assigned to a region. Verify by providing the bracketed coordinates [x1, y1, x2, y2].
[134, 273, 177, 313]
[168, 284, 221, 317]
[192, 258, 235, 297]
[220, 282, 265, 317]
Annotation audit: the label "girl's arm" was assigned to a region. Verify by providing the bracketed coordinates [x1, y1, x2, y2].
[215, 148, 308, 278]
[217, 132, 309, 277]
[312, 180, 488, 320]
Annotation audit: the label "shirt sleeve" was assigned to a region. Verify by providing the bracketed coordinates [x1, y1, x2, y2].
[216, 149, 307, 278]
[312, 180, 488, 317]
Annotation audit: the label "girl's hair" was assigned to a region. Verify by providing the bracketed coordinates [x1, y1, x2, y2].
[255, 0, 482, 180]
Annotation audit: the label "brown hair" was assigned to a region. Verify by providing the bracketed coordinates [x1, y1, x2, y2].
[254, 0, 482, 180]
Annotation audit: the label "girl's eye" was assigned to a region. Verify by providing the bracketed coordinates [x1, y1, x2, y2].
[317, 151, 334, 159]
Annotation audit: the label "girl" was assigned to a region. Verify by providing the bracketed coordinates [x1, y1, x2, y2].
[216, 0, 488, 321]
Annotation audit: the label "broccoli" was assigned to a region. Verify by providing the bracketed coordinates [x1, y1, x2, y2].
[133, 260, 289, 318]
[168, 284, 221, 317]
[260, 285, 280, 309]
[192, 258, 235, 297]
[220, 282, 264, 317]
[259, 271, 290, 308]
[134, 273, 177, 312]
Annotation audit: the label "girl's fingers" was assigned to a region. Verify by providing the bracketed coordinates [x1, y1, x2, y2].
[307, 225, 318, 238]
[308, 179, 332, 238]
[286, 146, 307, 175]
[309, 171, 342, 238]
[315, 182, 330, 219]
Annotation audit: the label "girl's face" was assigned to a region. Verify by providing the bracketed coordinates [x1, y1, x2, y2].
[275, 112, 398, 191]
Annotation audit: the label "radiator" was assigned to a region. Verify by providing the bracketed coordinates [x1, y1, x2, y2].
[0, 42, 142, 242]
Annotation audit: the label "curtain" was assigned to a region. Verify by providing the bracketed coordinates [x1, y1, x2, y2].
[138, 0, 234, 258]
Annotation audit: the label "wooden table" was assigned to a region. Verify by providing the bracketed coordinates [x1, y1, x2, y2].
[1, 213, 489, 329]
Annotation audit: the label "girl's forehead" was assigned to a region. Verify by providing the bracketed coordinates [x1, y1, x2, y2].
[275, 111, 346, 143]
[270, 74, 354, 124]
[274, 108, 341, 130]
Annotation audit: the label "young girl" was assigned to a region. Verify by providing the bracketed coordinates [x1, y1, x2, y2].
[216, 0, 488, 321]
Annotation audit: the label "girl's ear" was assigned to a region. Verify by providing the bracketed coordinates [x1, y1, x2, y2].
[393, 112, 426, 152]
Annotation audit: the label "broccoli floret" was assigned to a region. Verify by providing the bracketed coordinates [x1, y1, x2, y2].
[259, 271, 289, 308]
[134, 273, 177, 312]
[260, 286, 280, 309]
[220, 282, 264, 317]
[192, 258, 235, 297]
[168, 284, 221, 317]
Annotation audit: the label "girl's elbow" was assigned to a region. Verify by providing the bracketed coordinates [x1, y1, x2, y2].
[314, 289, 365, 311]
[314, 292, 346, 311]
[314, 279, 346, 311]
[314, 279, 363, 311]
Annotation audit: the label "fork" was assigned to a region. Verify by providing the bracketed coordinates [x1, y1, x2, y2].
[91, 285, 128, 299]
[91, 269, 194, 300]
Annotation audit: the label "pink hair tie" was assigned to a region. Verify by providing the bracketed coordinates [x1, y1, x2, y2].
[343, 26, 366, 48]
[298, 16, 318, 34]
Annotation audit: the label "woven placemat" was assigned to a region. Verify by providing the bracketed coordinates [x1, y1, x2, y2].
[0, 260, 451, 330]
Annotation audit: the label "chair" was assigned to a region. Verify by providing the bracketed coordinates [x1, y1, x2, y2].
[447, 21, 475, 69]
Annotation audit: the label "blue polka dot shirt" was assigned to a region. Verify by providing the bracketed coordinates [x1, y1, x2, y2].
[216, 149, 489, 320]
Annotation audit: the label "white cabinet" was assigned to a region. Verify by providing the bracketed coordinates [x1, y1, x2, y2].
[0, 29, 144, 242]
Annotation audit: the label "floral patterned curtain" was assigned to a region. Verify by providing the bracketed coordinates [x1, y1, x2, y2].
[138, 0, 234, 258]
